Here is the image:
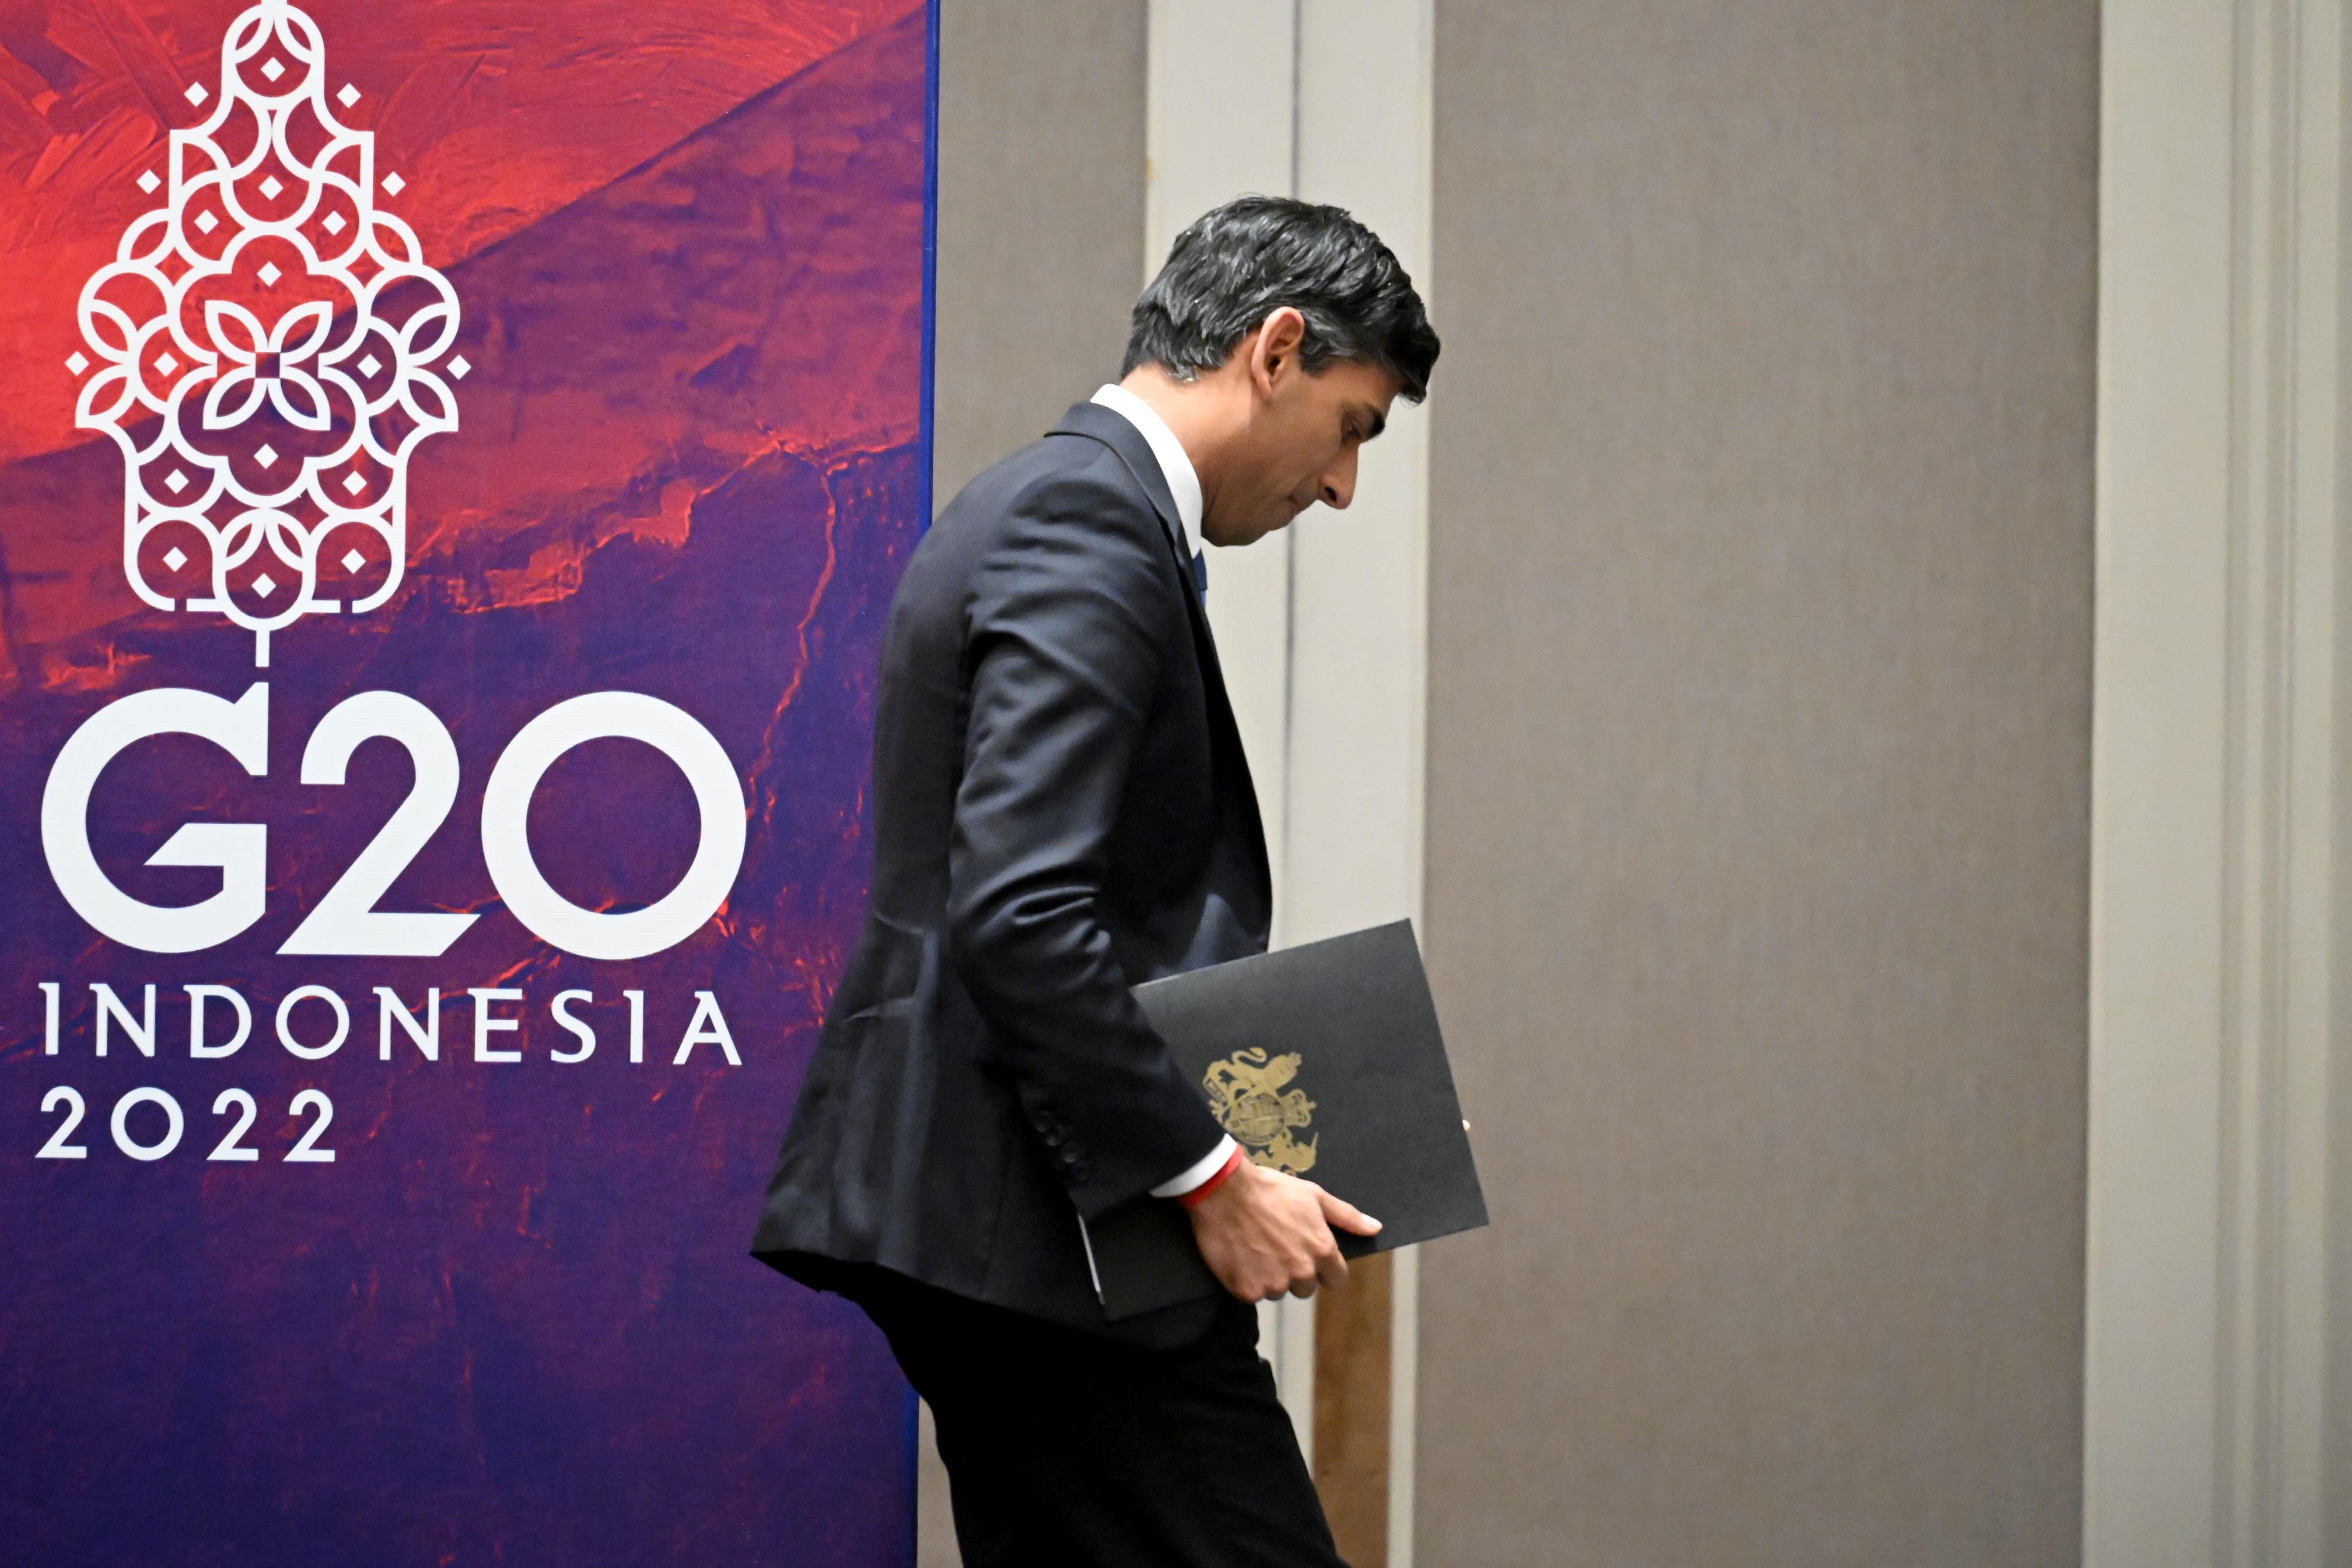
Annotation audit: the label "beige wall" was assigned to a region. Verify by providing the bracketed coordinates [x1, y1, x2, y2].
[930, 0, 1146, 509]
[921, 5, 1149, 1561]
[1418, 4, 2098, 1565]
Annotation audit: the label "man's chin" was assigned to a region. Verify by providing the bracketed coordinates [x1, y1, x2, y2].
[1207, 496, 1313, 546]
[1206, 520, 1280, 549]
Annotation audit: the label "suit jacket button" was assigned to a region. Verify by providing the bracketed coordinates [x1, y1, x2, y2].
[1042, 1128, 1065, 1148]
[1068, 1160, 1093, 1182]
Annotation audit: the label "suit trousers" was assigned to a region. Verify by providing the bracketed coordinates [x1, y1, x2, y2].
[831, 1264, 1350, 1568]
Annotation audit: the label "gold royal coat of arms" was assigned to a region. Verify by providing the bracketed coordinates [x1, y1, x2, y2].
[1202, 1048, 1318, 1175]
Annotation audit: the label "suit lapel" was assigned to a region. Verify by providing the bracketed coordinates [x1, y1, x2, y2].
[1048, 404, 1273, 910]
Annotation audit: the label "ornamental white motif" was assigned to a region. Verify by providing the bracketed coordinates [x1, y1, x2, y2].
[69, 0, 460, 666]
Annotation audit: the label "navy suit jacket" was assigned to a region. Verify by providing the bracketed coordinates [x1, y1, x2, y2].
[752, 400, 1272, 1344]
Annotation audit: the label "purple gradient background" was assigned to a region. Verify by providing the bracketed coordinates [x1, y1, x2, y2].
[0, 6, 930, 1563]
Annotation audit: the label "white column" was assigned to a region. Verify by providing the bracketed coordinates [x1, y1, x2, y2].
[1146, 15, 1435, 1538]
[1147, 0, 1297, 903]
[1146, 0, 1318, 1452]
[2087, 0, 2349, 1563]
[1292, 6, 1433, 1563]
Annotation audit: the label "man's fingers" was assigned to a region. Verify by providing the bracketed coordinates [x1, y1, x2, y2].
[1317, 1188, 1383, 1237]
[1198, 1174, 1375, 1303]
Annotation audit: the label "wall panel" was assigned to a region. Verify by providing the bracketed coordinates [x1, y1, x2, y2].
[1420, 4, 2098, 1563]
[930, 0, 1146, 506]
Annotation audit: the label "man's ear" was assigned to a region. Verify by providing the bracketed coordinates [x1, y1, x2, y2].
[1249, 307, 1308, 393]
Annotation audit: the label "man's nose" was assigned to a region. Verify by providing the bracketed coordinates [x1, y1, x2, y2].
[1319, 449, 1359, 510]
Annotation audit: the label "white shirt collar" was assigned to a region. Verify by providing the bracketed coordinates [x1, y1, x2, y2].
[1090, 382, 1203, 560]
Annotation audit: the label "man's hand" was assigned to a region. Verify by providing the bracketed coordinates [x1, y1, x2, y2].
[1184, 1158, 1382, 1302]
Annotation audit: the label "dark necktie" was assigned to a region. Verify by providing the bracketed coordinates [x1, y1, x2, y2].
[1191, 548, 1207, 597]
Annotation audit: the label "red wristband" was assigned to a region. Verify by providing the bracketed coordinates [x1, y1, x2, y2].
[1177, 1145, 1248, 1209]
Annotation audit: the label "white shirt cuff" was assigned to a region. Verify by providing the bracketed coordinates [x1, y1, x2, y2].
[1150, 1135, 1239, 1198]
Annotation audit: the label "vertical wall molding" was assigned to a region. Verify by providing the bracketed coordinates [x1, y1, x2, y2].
[2087, 1, 2346, 1562]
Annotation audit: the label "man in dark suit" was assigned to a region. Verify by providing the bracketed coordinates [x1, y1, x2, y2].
[753, 195, 1439, 1566]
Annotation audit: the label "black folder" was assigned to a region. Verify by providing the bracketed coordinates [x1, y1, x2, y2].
[1081, 920, 1489, 1319]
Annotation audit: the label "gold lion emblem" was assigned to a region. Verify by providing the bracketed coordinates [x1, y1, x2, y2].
[1202, 1047, 1317, 1175]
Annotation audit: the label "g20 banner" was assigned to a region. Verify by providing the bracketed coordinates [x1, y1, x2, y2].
[0, 2, 933, 1562]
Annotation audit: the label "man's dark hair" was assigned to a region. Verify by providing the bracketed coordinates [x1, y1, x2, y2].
[1122, 195, 1440, 402]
